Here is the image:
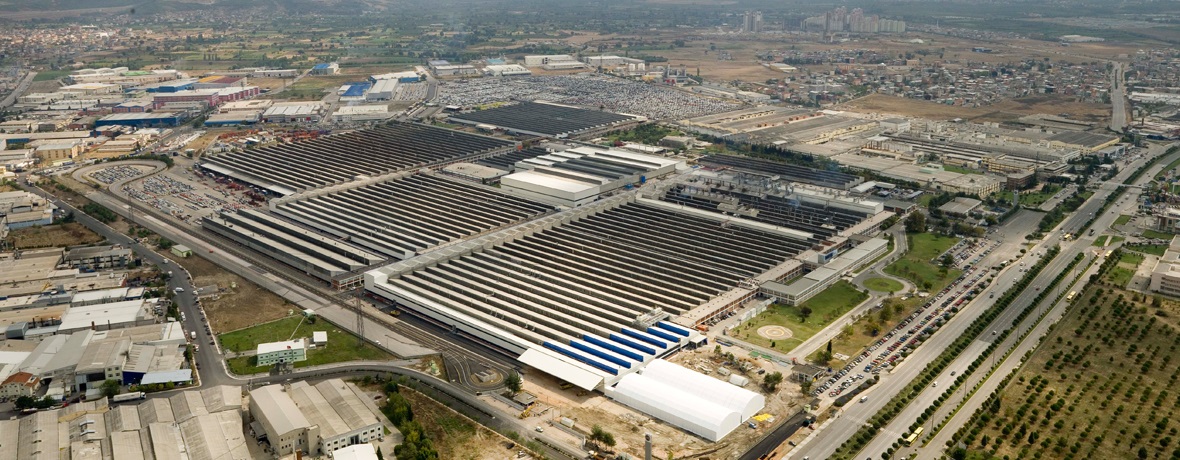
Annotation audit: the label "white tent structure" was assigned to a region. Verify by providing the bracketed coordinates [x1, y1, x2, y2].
[605, 359, 765, 442]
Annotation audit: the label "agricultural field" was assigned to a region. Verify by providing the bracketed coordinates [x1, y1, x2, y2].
[885, 233, 962, 293]
[6, 223, 103, 249]
[221, 316, 394, 374]
[730, 280, 868, 351]
[955, 280, 1180, 460]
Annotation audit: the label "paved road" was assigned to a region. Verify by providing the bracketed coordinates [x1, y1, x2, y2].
[912, 143, 1178, 458]
[1, 70, 36, 108]
[1111, 62, 1128, 133]
[787, 144, 1173, 460]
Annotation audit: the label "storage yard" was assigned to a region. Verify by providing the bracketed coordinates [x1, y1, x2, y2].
[435, 75, 744, 120]
[199, 123, 517, 195]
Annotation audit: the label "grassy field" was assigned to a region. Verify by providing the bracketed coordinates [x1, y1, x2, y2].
[864, 277, 905, 293]
[32, 70, 71, 81]
[401, 388, 514, 460]
[956, 280, 1180, 460]
[1142, 229, 1176, 240]
[1114, 215, 1132, 226]
[1107, 251, 1145, 288]
[222, 316, 394, 374]
[730, 280, 868, 352]
[1126, 244, 1169, 256]
[885, 233, 962, 293]
[1019, 184, 1063, 208]
[1155, 155, 1180, 180]
[6, 223, 103, 249]
[1091, 235, 1125, 247]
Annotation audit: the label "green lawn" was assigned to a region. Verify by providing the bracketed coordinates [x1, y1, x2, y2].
[32, 70, 71, 81]
[1142, 229, 1175, 240]
[1113, 214, 1132, 226]
[730, 280, 868, 352]
[1106, 251, 1145, 287]
[1126, 244, 1169, 256]
[1155, 155, 1180, 180]
[220, 316, 394, 375]
[1019, 184, 1062, 207]
[864, 277, 905, 292]
[884, 233, 962, 293]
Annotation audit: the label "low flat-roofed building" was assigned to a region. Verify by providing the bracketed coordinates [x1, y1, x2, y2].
[74, 337, 130, 392]
[122, 343, 187, 386]
[938, 197, 983, 216]
[262, 103, 323, 123]
[440, 162, 510, 184]
[58, 299, 155, 333]
[1150, 236, 1180, 297]
[332, 104, 394, 123]
[34, 141, 83, 162]
[250, 379, 387, 456]
[64, 245, 133, 271]
[256, 339, 307, 366]
[333, 443, 380, 460]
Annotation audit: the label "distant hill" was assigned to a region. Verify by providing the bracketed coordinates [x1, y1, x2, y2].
[0, 0, 402, 14]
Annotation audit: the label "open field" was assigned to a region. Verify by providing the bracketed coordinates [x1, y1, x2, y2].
[957, 276, 1180, 460]
[1092, 235, 1125, 247]
[885, 233, 963, 293]
[1114, 215, 1133, 226]
[222, 316, 394, 374]
[1107, 251, 1145, 288]
[731, 280, 868, 351]
[401, 388, 509, 460]
[6, 222, 103, 249]
[841, 93, 1109, 123]
[1142, 229, 1176, 240]
[865, 277, 905, 293]
[164, 249, 291, 333]
[1020, 184, 1064, 208]
[1126, 244, 1169, 257]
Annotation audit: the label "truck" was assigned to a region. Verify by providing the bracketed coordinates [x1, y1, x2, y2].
[190, 331, 197, 341]
[111, 392, 146, 403]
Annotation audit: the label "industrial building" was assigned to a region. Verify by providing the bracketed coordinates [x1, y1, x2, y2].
[150, 86, 260, 110]
[248, 379, 388, 457]
[203, 208, 385, 281]
[200, 123, 516, 195]
[679, 107, 876, 145]
[831, 153, 1005, 196]
[448, 101, 642, 138]
[261, 102, 324, 123]
[0, 190, 55, 234]
[331, 105, 395, 123]
[522, 55, 586, 70]
[95, 112, 184, 128]
[204, 111, 261, 127]
[0, 385, 247, 460]
[67, 67, 182, 85]
[311, 62, 340, 75]
[271, 172, 553, 260]
[63, 245, 133, 270]
[697, 155, 863, 190]
[484, 64, 532, 77]
[366, 196, 809, 393]
[369, 71, 422, 83]
[499, 146, 683, 206]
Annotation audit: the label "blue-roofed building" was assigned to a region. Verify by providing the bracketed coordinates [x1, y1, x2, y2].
[339, 82, 371, 99]
[486, 58, 507, 65]
[142, 78, 198, 93]
[310, 62, 340, 75]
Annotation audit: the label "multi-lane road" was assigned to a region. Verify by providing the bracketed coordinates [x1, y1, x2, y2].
[789, 143, 1175, 460]
[1111, 62, 1129, 133]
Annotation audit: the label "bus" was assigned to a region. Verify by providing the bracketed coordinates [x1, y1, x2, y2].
[904, 427, 924, 446]
[1066, 291, 1078, 302]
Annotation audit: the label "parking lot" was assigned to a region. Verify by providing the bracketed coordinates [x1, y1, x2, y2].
[120, 161, 265, 226]
[87, 164, 154, 185]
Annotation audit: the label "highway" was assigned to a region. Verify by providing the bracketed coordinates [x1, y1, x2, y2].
[788, 143, 1173, 460]
[1, 70, 37, 108]
[1111, 62, 1129, 133]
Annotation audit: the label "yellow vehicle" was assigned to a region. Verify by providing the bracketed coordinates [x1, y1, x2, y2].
[519, 406, 532, 419]
[904, 427, 924, 446]
[1066, 291, 1078, 302]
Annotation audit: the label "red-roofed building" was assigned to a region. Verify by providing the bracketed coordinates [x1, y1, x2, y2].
[1, 372, 41, 398]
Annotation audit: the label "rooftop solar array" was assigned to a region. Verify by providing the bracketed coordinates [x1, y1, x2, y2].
[699, 155, 863, 190]
[662, 184, 870, 241]
[200, 123, 515, 195]
[381, 201, 810, 347]
[449, 102, 639, 137]
[274, 174, 554, 259]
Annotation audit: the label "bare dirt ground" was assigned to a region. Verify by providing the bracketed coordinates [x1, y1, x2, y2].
[840, 93, 1110, 123]
[162, 247, 292, 333]
[6, 223, 103, 249]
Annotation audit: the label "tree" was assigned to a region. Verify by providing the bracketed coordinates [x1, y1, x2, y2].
[101, 379, 121, 398]
[904, 212, 926, 233]
[763, 371, 784, 392]
[505, 372, 523, 395]
[941, 253, 955, 269]
[801, 379, 813, 394]
[589, 425, 617, 449]
[14, 395, 36, 410]
[799, 306, 813, 322]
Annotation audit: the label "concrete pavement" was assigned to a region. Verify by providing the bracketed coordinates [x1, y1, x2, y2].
[0, 70, 36, 108]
